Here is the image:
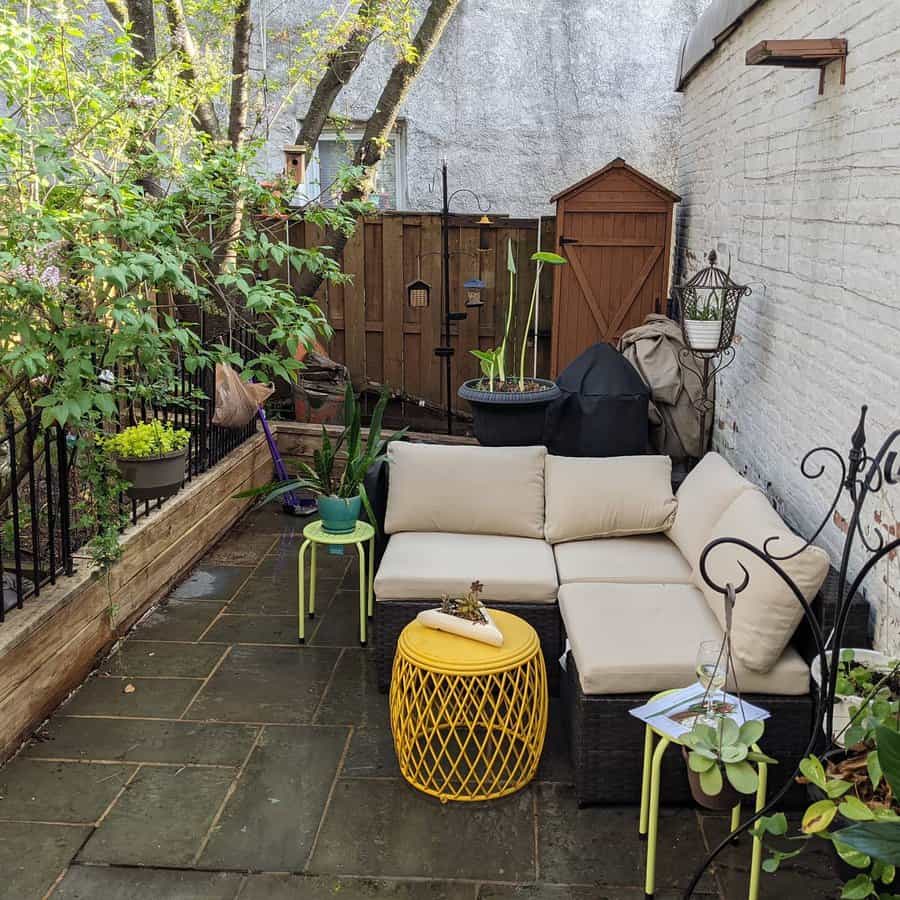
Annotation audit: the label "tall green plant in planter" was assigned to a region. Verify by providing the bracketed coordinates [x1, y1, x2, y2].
[458, 241, 567, 446]
[248, 385, 406, 533]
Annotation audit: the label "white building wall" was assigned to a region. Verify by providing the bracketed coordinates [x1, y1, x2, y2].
[675, 0, 900, 651]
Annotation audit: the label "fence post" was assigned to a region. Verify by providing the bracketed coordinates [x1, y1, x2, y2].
[56, 426, 74, 577]
[5, 414, 24, 606]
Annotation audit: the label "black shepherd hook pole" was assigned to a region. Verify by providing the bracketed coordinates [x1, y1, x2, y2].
[683, 404, 900, 899]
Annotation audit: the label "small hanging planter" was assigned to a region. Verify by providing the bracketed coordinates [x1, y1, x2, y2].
[683, 318, 723, 352]
[105, 422, 190, 502]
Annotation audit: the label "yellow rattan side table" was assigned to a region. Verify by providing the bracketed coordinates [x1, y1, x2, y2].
[389, 609, 548, 802]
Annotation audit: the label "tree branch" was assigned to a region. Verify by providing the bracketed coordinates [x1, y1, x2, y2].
[227, 0, 253, 149]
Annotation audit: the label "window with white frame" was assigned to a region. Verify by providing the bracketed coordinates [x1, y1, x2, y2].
[295, 124, 407, 210]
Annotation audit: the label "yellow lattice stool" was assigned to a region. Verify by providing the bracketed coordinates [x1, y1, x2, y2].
[389, 609, 548, 802]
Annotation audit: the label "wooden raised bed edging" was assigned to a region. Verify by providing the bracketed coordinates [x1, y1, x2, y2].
[0, 432, 272, 764]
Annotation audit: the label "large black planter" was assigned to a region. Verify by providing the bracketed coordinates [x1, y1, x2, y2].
[114, 448, 188, 501]
[458, 379, 561, 446]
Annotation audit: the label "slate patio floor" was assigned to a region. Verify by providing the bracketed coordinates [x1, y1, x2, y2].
[0, 504, 842, 899]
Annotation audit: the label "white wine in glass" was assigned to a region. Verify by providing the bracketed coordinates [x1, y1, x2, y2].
[695, 641, 728, 725]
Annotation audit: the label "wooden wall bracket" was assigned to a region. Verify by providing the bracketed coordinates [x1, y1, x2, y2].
[745, 38, 848, 95]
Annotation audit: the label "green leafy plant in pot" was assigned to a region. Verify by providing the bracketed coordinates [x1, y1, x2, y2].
[104, 421, 190, 502]
[251, 384, 406, 534]
[457, 242, 566, 446]
[683, 718, 776, 810]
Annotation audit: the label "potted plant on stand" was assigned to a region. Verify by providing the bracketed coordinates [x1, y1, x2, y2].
[458, 241, 566, 446]
[249, 384, 406, 534]
[680, 253, 734, 352]
[104, 421, 191, 501]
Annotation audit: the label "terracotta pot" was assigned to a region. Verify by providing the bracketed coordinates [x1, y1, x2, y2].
[114, 448, 187, 501]
[682, 747, 742, 811]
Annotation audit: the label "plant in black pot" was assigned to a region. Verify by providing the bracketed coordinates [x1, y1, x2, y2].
[458, 242, 566, 446]
[252, 384, 406, 534]
[104, 421, 190, 501]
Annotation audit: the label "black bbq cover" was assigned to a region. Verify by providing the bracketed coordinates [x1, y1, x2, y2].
[545, 343, 649, 457]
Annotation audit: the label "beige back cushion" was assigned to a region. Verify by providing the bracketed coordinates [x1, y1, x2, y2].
[544, 455, 677, 543]
[695, 490, 830, 674]
[384, 443, 546, 538]
[667, 452, 756, 567]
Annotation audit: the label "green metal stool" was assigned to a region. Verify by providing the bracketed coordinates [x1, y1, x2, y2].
[297, 520, 375, 646]
[638, 690, 768, 900]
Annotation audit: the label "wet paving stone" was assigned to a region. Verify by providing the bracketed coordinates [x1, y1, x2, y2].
[241, 874, 474, 900]
[61, 674, 200, 719]
[132, 599, 226, 642]
[25, 717, 259, 766]
[0, 821, 90, 899]
[314, 649, 387, 727]
[477, 887, 716, 899]
[205, 529, 276, 566]
[309, 778, 536, 881]
[536, 783, 716, 892]
[184, 644, 340, 723]
[52, 865, 243, 900]
[102, 641, 225, 678]
[200, 724, 348, 870]
[535, 699, 572, 784]
[227, 567, 342, 616]
[309, 591, 370, 647]
[200, 613, 300, 645]
[341, 726, 401, 778]
[79, 766, 234, 866]
[170, 565, 251, 602]
[0, 760, 135, 823]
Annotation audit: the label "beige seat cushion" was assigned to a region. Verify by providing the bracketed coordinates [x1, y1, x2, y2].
[696, 490, 830, 674]
[374, 532, 558, 604]
[553, 535, 692, 585]
[385, 443, 546, 539]
[559, 582, 809, 696]
[667, 452, 757, 567]
[544, 455, 677, 543]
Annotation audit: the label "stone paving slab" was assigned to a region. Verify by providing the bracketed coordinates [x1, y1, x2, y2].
[0, 760, 134, 823]
[200, 613, 300, 645]
[309, 591, 370, 647]
[52, 865, 243, 899]
[171, 565, 252, 601]
[102, 640, 225, 678]
[61, 674, 200, 719]
[199, 724, 348, 870]
[205, 530, 277, 566]
[0, 822, 91, 899]
[309, 778, 536, 882]
[78, 766, 234, 866]
[25, 717, 259, 766]
[227, 570, 343, 616]
[341, 725, 401, 778]
[314, 649, 386, 726]
[184, 644, 340, 723]
[240, 874, 475, 899]
[132, 599, 226, 641]
[477, 887, 717, 899]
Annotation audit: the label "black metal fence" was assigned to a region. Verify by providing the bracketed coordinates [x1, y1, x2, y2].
[0, 326, 261, 624]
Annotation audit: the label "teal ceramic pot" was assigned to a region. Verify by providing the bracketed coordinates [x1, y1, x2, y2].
[317, 495, 362, 534]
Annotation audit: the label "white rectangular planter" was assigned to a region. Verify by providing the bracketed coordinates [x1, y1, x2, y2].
[416, 608, 504, 646]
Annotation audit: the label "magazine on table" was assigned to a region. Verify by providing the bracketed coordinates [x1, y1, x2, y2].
[629, 684, 770, 742]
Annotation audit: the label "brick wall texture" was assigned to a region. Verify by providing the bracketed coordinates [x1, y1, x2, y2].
[675, 0, 900, 653]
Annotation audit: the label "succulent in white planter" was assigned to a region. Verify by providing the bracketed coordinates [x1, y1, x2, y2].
[416, 581, 504, 646]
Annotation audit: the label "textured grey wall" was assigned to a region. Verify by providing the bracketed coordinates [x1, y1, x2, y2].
[675, 0, 900, 652]
[258, 0, 708, 216]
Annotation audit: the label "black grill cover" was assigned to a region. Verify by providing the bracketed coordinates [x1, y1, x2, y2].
[545, 344, 649, 457]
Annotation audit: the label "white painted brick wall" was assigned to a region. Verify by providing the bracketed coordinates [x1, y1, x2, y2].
[675, 0, 900, 653]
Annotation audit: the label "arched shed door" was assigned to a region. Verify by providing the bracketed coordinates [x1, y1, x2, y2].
[550, 159, 679, 376]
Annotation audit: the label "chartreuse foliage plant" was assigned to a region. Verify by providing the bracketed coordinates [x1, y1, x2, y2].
[104, 422, 190, 459]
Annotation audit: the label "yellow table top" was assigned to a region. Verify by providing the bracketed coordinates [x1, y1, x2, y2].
[397, 608, 540, 675]
[302, 520, 375, 545]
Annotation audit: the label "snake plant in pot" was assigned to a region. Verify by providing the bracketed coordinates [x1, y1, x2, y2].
[249, 384, 406, 533]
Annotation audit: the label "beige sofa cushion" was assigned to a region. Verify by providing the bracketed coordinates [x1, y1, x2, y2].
[696, 490, 830, 674]
[667, 452, 757, 567]
[544, 455, 677, 544]
[374, 532, 558, 604]
[553, 535, 692, 585]
[559, 582, 809, 696]
[384, 443, 546, 539]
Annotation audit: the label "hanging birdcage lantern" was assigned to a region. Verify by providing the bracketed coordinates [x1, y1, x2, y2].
[407, 279, 431, 309]
[463, 278, 486, 308]
[672, 250, 751, 354]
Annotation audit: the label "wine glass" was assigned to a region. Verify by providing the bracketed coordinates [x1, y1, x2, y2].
[695, 640, 728, 726]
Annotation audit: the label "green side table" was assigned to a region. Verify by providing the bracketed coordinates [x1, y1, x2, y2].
[297, 520, 375, 646]
[638, 690, 768, 900]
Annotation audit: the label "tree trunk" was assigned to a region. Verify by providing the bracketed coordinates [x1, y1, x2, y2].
[294, 0, 461, 301]
[125, 0, 156, 65]
[294, 0, 386, 155]
[227, 0, 253, 150]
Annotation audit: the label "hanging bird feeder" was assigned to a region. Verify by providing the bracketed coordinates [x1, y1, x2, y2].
[407, 279, 431, 309]
[464, 278, 486, 308]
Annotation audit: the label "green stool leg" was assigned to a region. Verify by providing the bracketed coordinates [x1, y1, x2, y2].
[748, 757, 768, 900]
[297, 539, 311, 644]
[367, 536, 375, 618]
[639, 726, 654, 837]
[356, 542, 367, 646]
[645, 736, 669, 899]
[308, 543, 317, 617]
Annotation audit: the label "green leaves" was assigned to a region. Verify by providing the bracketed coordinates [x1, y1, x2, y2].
[530, 250, 567, 265]
[802, 799, 839, 834]
[877, 726, 900, 800]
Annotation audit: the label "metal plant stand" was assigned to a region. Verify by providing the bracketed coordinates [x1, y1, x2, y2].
[684, 404, 899, 898]
[678, 345, 736, 456]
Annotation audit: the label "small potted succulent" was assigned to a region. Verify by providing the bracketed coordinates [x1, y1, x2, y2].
[416, 581, 503, 646]
[683, 718, 776, 810]
[104, 421, 190, 501]
[458, 242, 566, 446]
[251, 384, 405, 534]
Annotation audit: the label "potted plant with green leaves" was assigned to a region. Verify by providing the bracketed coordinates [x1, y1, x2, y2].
[249, 384, 406, 534]
[683, 718, 776, 810]
[458, 241, 566, 446]
[104, 421, 190, 501]
[680, 254, 733, 352]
